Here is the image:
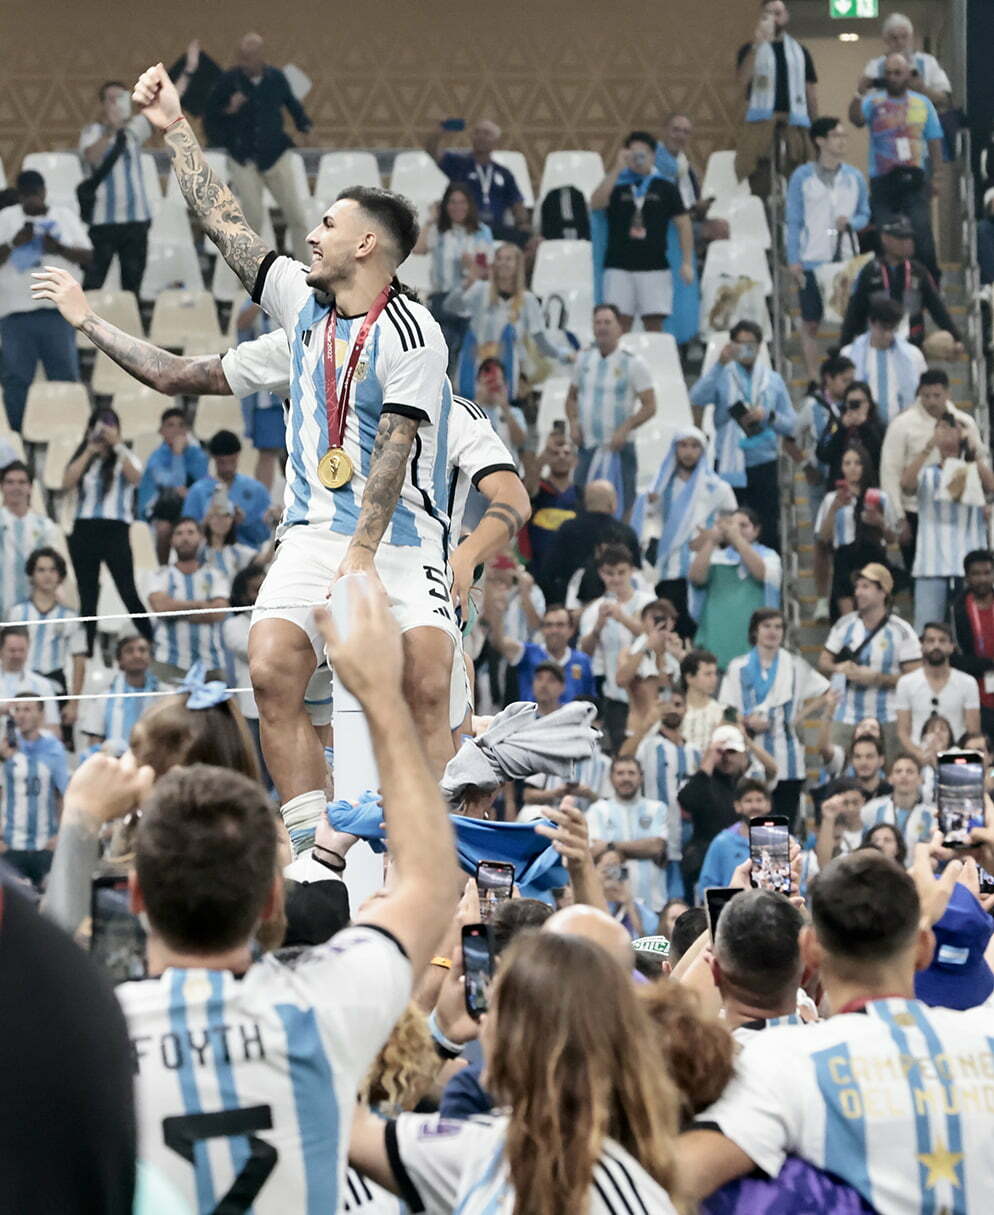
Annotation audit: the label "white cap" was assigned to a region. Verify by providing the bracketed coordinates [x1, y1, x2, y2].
[711, 724, 746, 752]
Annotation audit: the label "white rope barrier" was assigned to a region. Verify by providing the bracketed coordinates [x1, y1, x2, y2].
[5, 686, 256, 705]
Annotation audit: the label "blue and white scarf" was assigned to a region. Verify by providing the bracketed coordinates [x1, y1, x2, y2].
[715, 360, 773, 488]
[747, 34, 810, 127]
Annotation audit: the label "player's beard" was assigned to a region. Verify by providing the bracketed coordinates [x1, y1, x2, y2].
[306, 248, 354, 294]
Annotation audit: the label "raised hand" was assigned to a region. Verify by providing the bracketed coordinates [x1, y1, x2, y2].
[132, 63, 182, 130]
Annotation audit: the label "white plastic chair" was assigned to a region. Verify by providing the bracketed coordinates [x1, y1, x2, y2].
[41, 434, 80, 492]
[148, 290, 220, 351]
[77, 290, 142, 350]
[165, 149, 229, 205]
[493, 150, 534, 209]
[112, 387, 175, 439]
[141, 204, 204, 297]
[21, 382, 91, 444]
[635, 420, 680, 492]
[619, 333, 692, 429]
[537, 151, 605, 204]
[531, 240, 594, 299]
[709, 194, 771, 249]
[701, 239, 772, 294]
[22, 152, 84, 212]
[140, 153, 163, 219]
[543, 284, 594, 344]
[389, 151, 449, 220]
[701, 151, 749, 204]
[193, 395, 246, 439]
[314, 151, 381, 209]
[129, 432, 162, 466]
[129, 520, 158, 573]
[535, 377, 571, 444]
[91, 349, 143, 396]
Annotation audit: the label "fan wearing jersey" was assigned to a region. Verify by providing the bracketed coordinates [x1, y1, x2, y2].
[349, 932, 684, 1214]
[588, 755, 668, 911]
[81, 579, 459, 1214]
[79, 634, 165, 753]
[146, 517, 229, 681]
[0, 461, 63, 619]
[131, 66, 472, 846]
[682, 849, 994, 1214]
[860, 753, 934, 863]
[0, 693, 68, 889]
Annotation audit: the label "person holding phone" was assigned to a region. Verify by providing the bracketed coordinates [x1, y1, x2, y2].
[425, 118, 531, 246]
[815, 442, 898, 619]
[594, 848, 660, 938]
[591, 132, 694, 333]
[696, 778, 775, 899]
[690, 319, 796, 552]
[814, 380, 886, 490]
[858, 13, 952, 111]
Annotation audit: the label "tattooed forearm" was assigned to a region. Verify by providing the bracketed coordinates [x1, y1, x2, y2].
[351, 414, 419, 556]
[164, 119, 270, 292]
[481, 503, 525, 543]
[78, 315, 229, 395]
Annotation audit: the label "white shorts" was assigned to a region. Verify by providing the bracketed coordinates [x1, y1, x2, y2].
[603, 268, 673, 318]
[251, 527, 467, 728]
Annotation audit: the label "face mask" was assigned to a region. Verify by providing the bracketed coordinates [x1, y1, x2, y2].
[738, 342, 758, 360]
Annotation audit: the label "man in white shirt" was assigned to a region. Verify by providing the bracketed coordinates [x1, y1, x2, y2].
[0, 461, 62, 618]
[895, 622, 980, 759]
[681, 850, 994, 1214]
[566, 304, 656, 518]
[146, 517, 230, 680]
[857, 12, 952, 110]
[879, 368, 984, 572]
[63, 579, 459, 1214]
[587, 754, 668, 911]
[0, 627, 59, 730]
[0, 171, 90, 431]
[79, 81, 154, 296]
[840, 296, 926, 427]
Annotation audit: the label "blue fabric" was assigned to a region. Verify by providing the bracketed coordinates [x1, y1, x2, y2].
[179, 660, 232, 709]
[0, 310, 79, 432]
[137, 441, 209, 518]
[742, 647, 779, 706]
[184, 472, 271, 547]
[696, 825, 749, 900]
[515, 643, 594, 704]
[439, 1057, 494, 1119]
[702, 1154, 874, 1215]
[590, 208, 608, 304]
[327, 795, 569, 893]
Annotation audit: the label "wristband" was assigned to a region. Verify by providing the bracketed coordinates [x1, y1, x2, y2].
[430, 956, 452, 970]
[163, 115, 185, 133]
[427, 1010, 464, 1059]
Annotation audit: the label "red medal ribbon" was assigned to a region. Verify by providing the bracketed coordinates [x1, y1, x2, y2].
[879, 259, 911, 302]
[322, 283, 393, 451]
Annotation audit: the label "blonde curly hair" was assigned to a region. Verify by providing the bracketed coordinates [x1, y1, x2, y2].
[363, 1004, 438, 1115]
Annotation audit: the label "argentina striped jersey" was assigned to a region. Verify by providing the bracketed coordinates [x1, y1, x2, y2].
[825, 612, 921, 725]
[75, 458, 139, 524]
[0, 508, 62, 616]
[7, 599, 87, 681]
[571, 345, 653, 446]
[913, 464, 988, 579]
[1, 732, 68, 850]
[147, 563, 229, 672]
[256, 257, 451, 563]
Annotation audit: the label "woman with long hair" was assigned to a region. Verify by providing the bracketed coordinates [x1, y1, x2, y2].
[414, 181, 494, 365]
[349, 932, 684, 1213]
[814, 440, 898, 617]
[445, 241, 562, 400]
[62, 407, 153, 653]
[815, 379, 886, 484]
[202, 498, 263, 580]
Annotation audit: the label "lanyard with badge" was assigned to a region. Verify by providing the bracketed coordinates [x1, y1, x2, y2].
[629, 177, 653, 240]
[317, 285, 392, 490]
[476, 163, 495, 216]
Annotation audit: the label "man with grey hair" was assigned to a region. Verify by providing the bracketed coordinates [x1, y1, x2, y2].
[425, 117, 532, 245]
[857, 13, 952, 110]
[710, 888, 808, 1042]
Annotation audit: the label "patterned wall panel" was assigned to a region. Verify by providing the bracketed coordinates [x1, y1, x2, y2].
[0, 0, 752, 188]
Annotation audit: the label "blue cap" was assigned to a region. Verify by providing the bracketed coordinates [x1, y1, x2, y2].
[915, 883, 994, 1011]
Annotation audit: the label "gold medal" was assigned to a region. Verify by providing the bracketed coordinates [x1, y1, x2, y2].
[317, 447, 354, 490]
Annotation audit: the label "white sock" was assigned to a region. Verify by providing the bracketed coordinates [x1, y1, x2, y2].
[280, 789, 326, 858]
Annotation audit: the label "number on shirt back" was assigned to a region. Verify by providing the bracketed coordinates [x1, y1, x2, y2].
[163, 1105, 277, 1214]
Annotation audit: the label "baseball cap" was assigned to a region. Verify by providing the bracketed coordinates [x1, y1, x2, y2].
[856, 563, 894, 595]
[711, 724, 746, 753]
[632, 934, 670, 958]
[915, 883, 994, 1011]
[881, 217, 914, 239]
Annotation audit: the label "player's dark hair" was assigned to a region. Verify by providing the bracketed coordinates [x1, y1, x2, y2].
[337, 185, 420, 265]
[810, 116, 842, 145]
[136, 765, 277, 953]
[595, 543, 634, 570]
[668, 907, 707, 965]
[0, 460, 31, 483]
[25, 546, 66, 581]
[715, 889, 803, 1009]
[680, 648, 717, 680]
[730, 318, 763, 344]
[810, 851, 920, 964]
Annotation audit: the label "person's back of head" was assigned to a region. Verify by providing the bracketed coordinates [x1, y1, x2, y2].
[488, 932, 682, 1208]
[638, 981, 735, 1119]
[491, 897, 553, 956]
[809, 850, 921, 980]
[130, 691, 261, 782]
[583, 479, 617, 515]
[134, 764, 277, 955]
[713, 889, 803, 1014]
[669, 907, 707, 966]
[543, 903, 633, 970]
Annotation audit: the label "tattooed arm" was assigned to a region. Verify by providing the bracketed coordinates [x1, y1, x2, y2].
[30, 267, 229, 395]
[338, 413, 420, 577]
[132, 63, 269, 292]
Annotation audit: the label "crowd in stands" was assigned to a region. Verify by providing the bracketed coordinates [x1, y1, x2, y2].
[4, 4, 994, 1213]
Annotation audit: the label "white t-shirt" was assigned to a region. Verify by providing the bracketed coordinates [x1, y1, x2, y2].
[587, 795, 669, 910]
[894, 666, 980, 742]
[0, 205, 91, 318]
[117, 925, 411, 1214]
[579, 590, 655, 701]
[389, 1113, 677, 1215]
[698, 998, 994, 1215]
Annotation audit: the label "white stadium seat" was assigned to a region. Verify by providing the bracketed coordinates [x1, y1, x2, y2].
[493, 150, 534, 209]
[314, 151, 381, 209]
[531, 240, 594, 299]
[709, 194, 771, 249]
[77, 289, 142, 350]
[113, 387, 175, 439]
[148, 290, 220, 351]
[388, 151, 448, 220]
[141, 203, 204, 297]
[165, 149, 229, 205]
[535, 377, 571, 444]
[537, 151, 604, 204]
[22, 152, 83, 212]
[397, 253, 431, 297]
[701, 151, 749, 204]
[619, 333, 691, 429]
[193, 395, 246, 440]
[699, 239, 773, 339]
[22, 382, 91, 444]
[140, 153, 163, 219]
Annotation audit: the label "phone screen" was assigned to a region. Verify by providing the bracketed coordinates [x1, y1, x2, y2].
[980, 865, 994, 895]
[90, 875, 147, 984]
[705, 887, 742, 941]
[937, 750, 985, 848]
[462, 923, 494, 1019]
[476, 860, 514, 923]
[749, 815, 792, 894]
[729, 401, 749, 423]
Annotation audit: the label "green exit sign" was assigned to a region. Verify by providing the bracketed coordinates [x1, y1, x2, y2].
[830, 0, 878, 16]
